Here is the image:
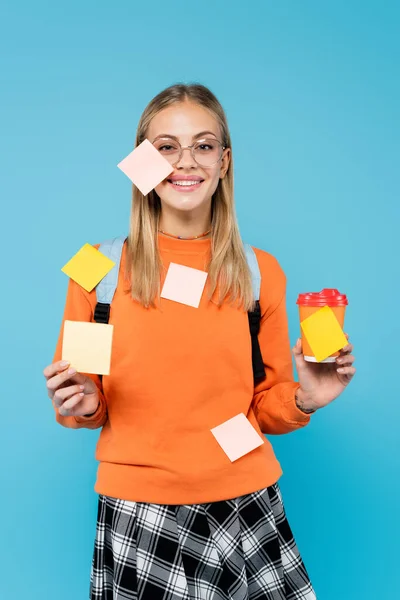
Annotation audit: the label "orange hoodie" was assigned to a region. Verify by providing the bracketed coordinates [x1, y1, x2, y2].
[53, 235, 310, 504]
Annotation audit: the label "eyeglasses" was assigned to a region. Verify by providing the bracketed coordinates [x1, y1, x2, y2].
[152, 137, 227, 168]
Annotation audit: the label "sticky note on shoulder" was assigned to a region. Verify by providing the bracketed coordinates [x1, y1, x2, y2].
[61, 244, 115, 292]
[211, 413, 264, 462]
[62, 320, 113, 375]
[300, 305, 348, 362]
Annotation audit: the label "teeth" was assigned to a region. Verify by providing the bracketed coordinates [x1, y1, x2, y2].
[171, 180, 201, 186]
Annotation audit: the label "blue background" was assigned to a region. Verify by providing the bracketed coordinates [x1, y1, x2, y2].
[1, 1, 399, 598]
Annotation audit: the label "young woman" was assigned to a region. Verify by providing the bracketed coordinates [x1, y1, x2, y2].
[44, 83, 355, 600]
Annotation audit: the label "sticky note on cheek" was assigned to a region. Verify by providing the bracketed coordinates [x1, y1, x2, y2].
[300, 305, 348, 362]
[61, 244, 116, 292]
[62, 320, 114, 375]
[211, 413, 264, 462]
[117, 139, 174, 196]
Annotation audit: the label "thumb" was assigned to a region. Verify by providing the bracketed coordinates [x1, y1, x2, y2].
[292, 337, 303, 356]
[69, 372, 88, 386]
[71, 372, 98, 393]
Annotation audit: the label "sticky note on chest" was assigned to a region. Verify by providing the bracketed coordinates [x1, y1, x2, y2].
[117, 139, 174, 196]
[61, 244, 115, 292]
[161, 263, 208, 308]
[62, 320, 113, 375]
[211, 413, 264, 462]
[300, 305, 348, 362]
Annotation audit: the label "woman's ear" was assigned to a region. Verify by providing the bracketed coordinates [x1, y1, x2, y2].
[219, 148, 231, 179]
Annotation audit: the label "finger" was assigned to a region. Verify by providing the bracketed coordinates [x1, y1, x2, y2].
[53, 384, 85, 408]
[340, 341, 353, 354]
[337, 366, 356, 376]
[59, 392, 85, 415]
[46, 366, 77, 393]
[336, 354, 355, 366]
[43, 360, 70, 380]
[292, 338, 303, 355]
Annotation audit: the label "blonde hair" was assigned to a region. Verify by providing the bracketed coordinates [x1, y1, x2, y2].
[125, 83, 254, 311]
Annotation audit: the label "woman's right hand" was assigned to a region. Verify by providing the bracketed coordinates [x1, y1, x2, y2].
[44, 360, 100, 417]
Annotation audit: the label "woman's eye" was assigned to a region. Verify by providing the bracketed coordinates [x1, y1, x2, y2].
[158, 144, 178, 153]
[198, 144, 213, 152]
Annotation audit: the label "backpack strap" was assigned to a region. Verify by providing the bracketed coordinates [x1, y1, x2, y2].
[94, 236, 127, 324]
[244, 244, 266, 383]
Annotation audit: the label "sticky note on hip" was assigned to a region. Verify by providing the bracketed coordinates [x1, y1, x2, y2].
[211, 413, 264, 462]
[62, 320, 113, 375]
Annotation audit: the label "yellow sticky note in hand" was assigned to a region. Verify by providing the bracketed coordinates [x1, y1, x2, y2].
[61, 244, 115, 292]
[62, 320, 113, 375]
[300, 306, 348, 362]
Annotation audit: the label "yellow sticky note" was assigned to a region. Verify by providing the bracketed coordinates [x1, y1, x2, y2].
[300, 306, 347, 362]
[62, 320, 113, 375]
[61, 244, 115, 292]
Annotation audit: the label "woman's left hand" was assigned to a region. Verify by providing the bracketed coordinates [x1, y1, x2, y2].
[292, 334, 356, 412]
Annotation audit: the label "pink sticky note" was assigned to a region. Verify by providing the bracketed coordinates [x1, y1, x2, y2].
[117, 139, 174, 195]
[161, 263, 208, 308]
[211, 413, 264, 462]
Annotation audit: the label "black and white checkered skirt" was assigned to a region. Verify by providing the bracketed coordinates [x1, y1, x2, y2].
[90, 483, 316, 599]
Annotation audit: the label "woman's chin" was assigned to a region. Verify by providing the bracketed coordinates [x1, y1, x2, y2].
[160, 193, 210, 213]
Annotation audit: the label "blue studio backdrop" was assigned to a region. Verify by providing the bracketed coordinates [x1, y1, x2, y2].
[1, 1, 399, 599]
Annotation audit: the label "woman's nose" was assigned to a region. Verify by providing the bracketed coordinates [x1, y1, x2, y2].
[175, 147, 196, 168]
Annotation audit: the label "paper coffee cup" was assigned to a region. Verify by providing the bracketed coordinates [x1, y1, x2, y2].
[296, 288, 348, 363]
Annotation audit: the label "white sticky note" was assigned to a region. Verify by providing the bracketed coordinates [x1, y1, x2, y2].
[211, 413, 264, 462]
[62, 320, 114, 375]
[117, 139, 174, 195]
[161, 263, 208, 308]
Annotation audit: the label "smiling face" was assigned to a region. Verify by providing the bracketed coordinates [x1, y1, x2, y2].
[147, 101, 230, 217]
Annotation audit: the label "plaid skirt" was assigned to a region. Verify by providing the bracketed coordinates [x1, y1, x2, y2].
[90, 483, 316, 600]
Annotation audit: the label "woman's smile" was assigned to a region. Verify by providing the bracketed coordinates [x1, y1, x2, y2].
[167, 174, 204, 192]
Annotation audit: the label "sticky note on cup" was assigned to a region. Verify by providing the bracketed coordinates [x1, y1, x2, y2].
[300, 305, 348, 362]
[62, 320, 113, 375]
[61, 244, 115, 292]
[117, 139, 174, 195]
[161, 263, 208, 308]
[211, 413, 264, 462]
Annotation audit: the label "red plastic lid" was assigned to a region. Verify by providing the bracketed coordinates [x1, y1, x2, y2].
[296, 288, 348, 307]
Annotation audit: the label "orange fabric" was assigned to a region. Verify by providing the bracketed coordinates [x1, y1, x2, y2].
[53, 235, 310, 504]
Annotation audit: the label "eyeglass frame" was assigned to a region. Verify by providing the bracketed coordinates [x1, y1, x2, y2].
[151, 136, 228, 168]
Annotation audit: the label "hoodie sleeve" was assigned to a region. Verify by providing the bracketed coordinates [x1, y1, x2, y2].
[52, 276, 107, 430]
[251, 248, 311, 435]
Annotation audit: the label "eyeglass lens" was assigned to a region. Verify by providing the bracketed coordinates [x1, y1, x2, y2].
[153, 138, 224, 167]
